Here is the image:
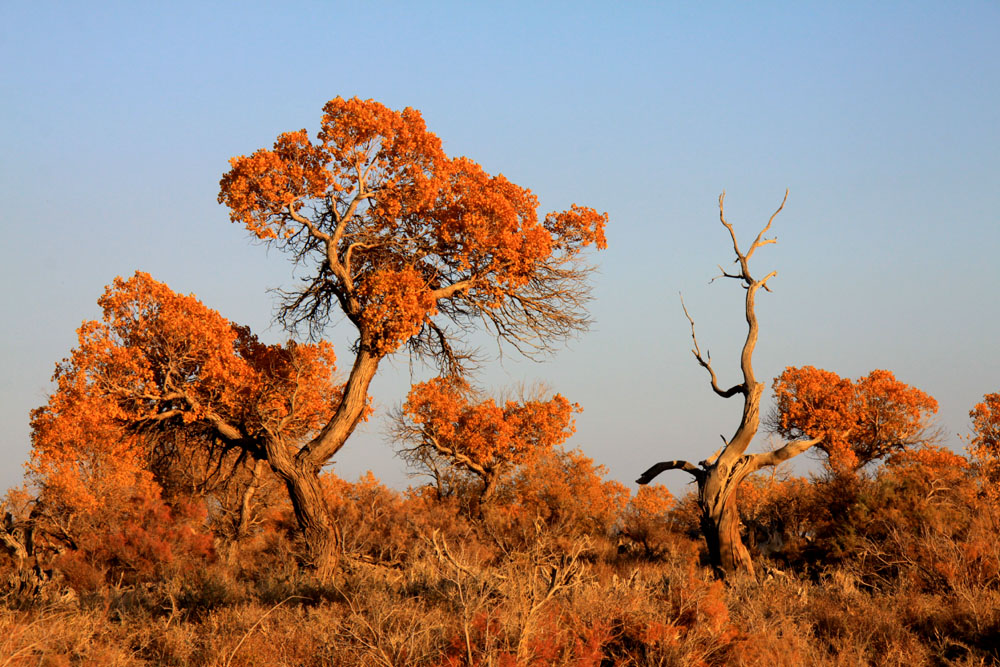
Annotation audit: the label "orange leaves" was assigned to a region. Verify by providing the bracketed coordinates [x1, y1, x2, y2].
[218, 97, 608, 362]
[218, 130, 335, 240]
[29, 272, 343, 528]
[772, 366, 938, 471]
[401, 377, 579, 473]
[969, 392, 1000, 458]
[544, 204, 609, 252]
[968, 392, 1000, 498]
[357, 266, 437, 356]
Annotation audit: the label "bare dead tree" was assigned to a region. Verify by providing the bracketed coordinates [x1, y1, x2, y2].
[637, 191, 823, 578]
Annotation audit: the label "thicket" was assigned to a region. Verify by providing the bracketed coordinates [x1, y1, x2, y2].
[2, 425, 998, 665]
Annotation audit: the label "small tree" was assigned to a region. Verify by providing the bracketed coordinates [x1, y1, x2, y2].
[770, 366, 938, 473]
[637, 192, 825, 578]
[29, 272, 342, 562]
[968, 392, 1000, 501]
[392, 377, 579, 514]
[218, 97, 607, 565]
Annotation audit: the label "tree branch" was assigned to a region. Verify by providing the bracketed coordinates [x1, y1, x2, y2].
[680, 294, 745, 398]
[746, 189, 788, 261]
[752, 434, 824, 469]
[636, 459, 704, 484]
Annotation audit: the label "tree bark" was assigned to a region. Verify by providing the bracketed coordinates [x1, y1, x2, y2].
[264, 436, 341, 575]
[270, 341, 380, 573]
[698, 463, 755, 578]
[235, 459, 266, 538]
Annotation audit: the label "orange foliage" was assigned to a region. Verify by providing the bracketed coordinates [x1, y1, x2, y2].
[28, 272, 341, 531]
[219, 97, 607, 361]
[53, 494, 215, 591]
[398, 377, 579, 493]
[494, 448, 629, 541]
[968, 392, 1000, 500]
[772, 366, 938, 471]
[620, 484, 680, 559]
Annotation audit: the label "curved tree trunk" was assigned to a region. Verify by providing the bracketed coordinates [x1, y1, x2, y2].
[268, 344, 380, 575]
[264, 437, 341, 575]
[698, 464, 755, 578]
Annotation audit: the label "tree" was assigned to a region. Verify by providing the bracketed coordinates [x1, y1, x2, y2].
[637, 191, 827, 578]
[29, 272, 343, 564]
[392, 377, 579, 514]
[770, 366, 938, 473]
[218, 97, 607, 564]
[968, 392, 1000, 500]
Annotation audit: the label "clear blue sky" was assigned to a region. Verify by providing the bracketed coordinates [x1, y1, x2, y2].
[2, 2, 998, 496]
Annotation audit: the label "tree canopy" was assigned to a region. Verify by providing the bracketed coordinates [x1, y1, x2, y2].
[770, 366, 938, 472]
[393, 377, 579, 507]
[218, 96, 608, 365]
[28, 272, 341, 534]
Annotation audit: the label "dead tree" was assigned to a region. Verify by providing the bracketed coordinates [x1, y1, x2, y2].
[637, 191, 823, 578]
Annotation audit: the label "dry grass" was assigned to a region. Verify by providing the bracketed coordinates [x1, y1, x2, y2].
[3, 468, 999, 666]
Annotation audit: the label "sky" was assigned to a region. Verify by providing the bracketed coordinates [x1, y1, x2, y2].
[2, 2, 998, 498]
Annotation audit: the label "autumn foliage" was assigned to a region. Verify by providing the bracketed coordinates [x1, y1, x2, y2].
[771, 366, 938, 472]
[968, 392, 1000, 501]
[26, 272, 342, 557]
[218, 97, 607, 360]
[394, 377, 579, 511]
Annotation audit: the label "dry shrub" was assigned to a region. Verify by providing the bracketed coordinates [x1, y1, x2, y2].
[484, 448, 628, 554]
[619, 483, 687, 560]
[0, 606, 140, 666]
[52, 494, 215, 593]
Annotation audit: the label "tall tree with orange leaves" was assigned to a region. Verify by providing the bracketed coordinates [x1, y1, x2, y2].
[392, 377, 579, 514]
[218, 97, 607, 567]
[29, 272, 343, 564]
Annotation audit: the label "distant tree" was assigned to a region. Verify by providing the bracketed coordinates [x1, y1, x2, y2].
[29, 272, 341, 562]
[392, 376, 579, 514]
[218, 97, 607, 567]
[769, 366, 938, 473]
[968, 392, 1000, 500]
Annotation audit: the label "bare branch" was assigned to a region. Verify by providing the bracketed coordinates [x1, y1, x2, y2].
[700, 442, 725, 468]
[636, 460, 704, 484]
[752, 434, 824, 469]
[746, 189, 788, 261]
[680, 294, 745, 399]
[288, 205, 331, 243]
[709, 264, 743, 284]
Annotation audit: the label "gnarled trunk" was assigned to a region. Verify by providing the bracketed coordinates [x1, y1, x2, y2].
[267, 345, 380, 574]
[698, 465, 755, 578]
[264, 437, 341, 574]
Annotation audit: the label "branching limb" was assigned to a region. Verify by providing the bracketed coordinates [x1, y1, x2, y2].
[636, 460, 704, 485]
[746, 189, 788, 261]
[752, 434, 824, 469]
[700, 440, 726, 468]
[680, 294, 745, 399]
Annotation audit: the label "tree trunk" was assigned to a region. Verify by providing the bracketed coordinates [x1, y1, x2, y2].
[475, 472, 500, 520]
[265, 437, 341, 575]
[263, 344, 381, 575]
[698, 463, 755, 578]
[235, 459, 265, 538]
